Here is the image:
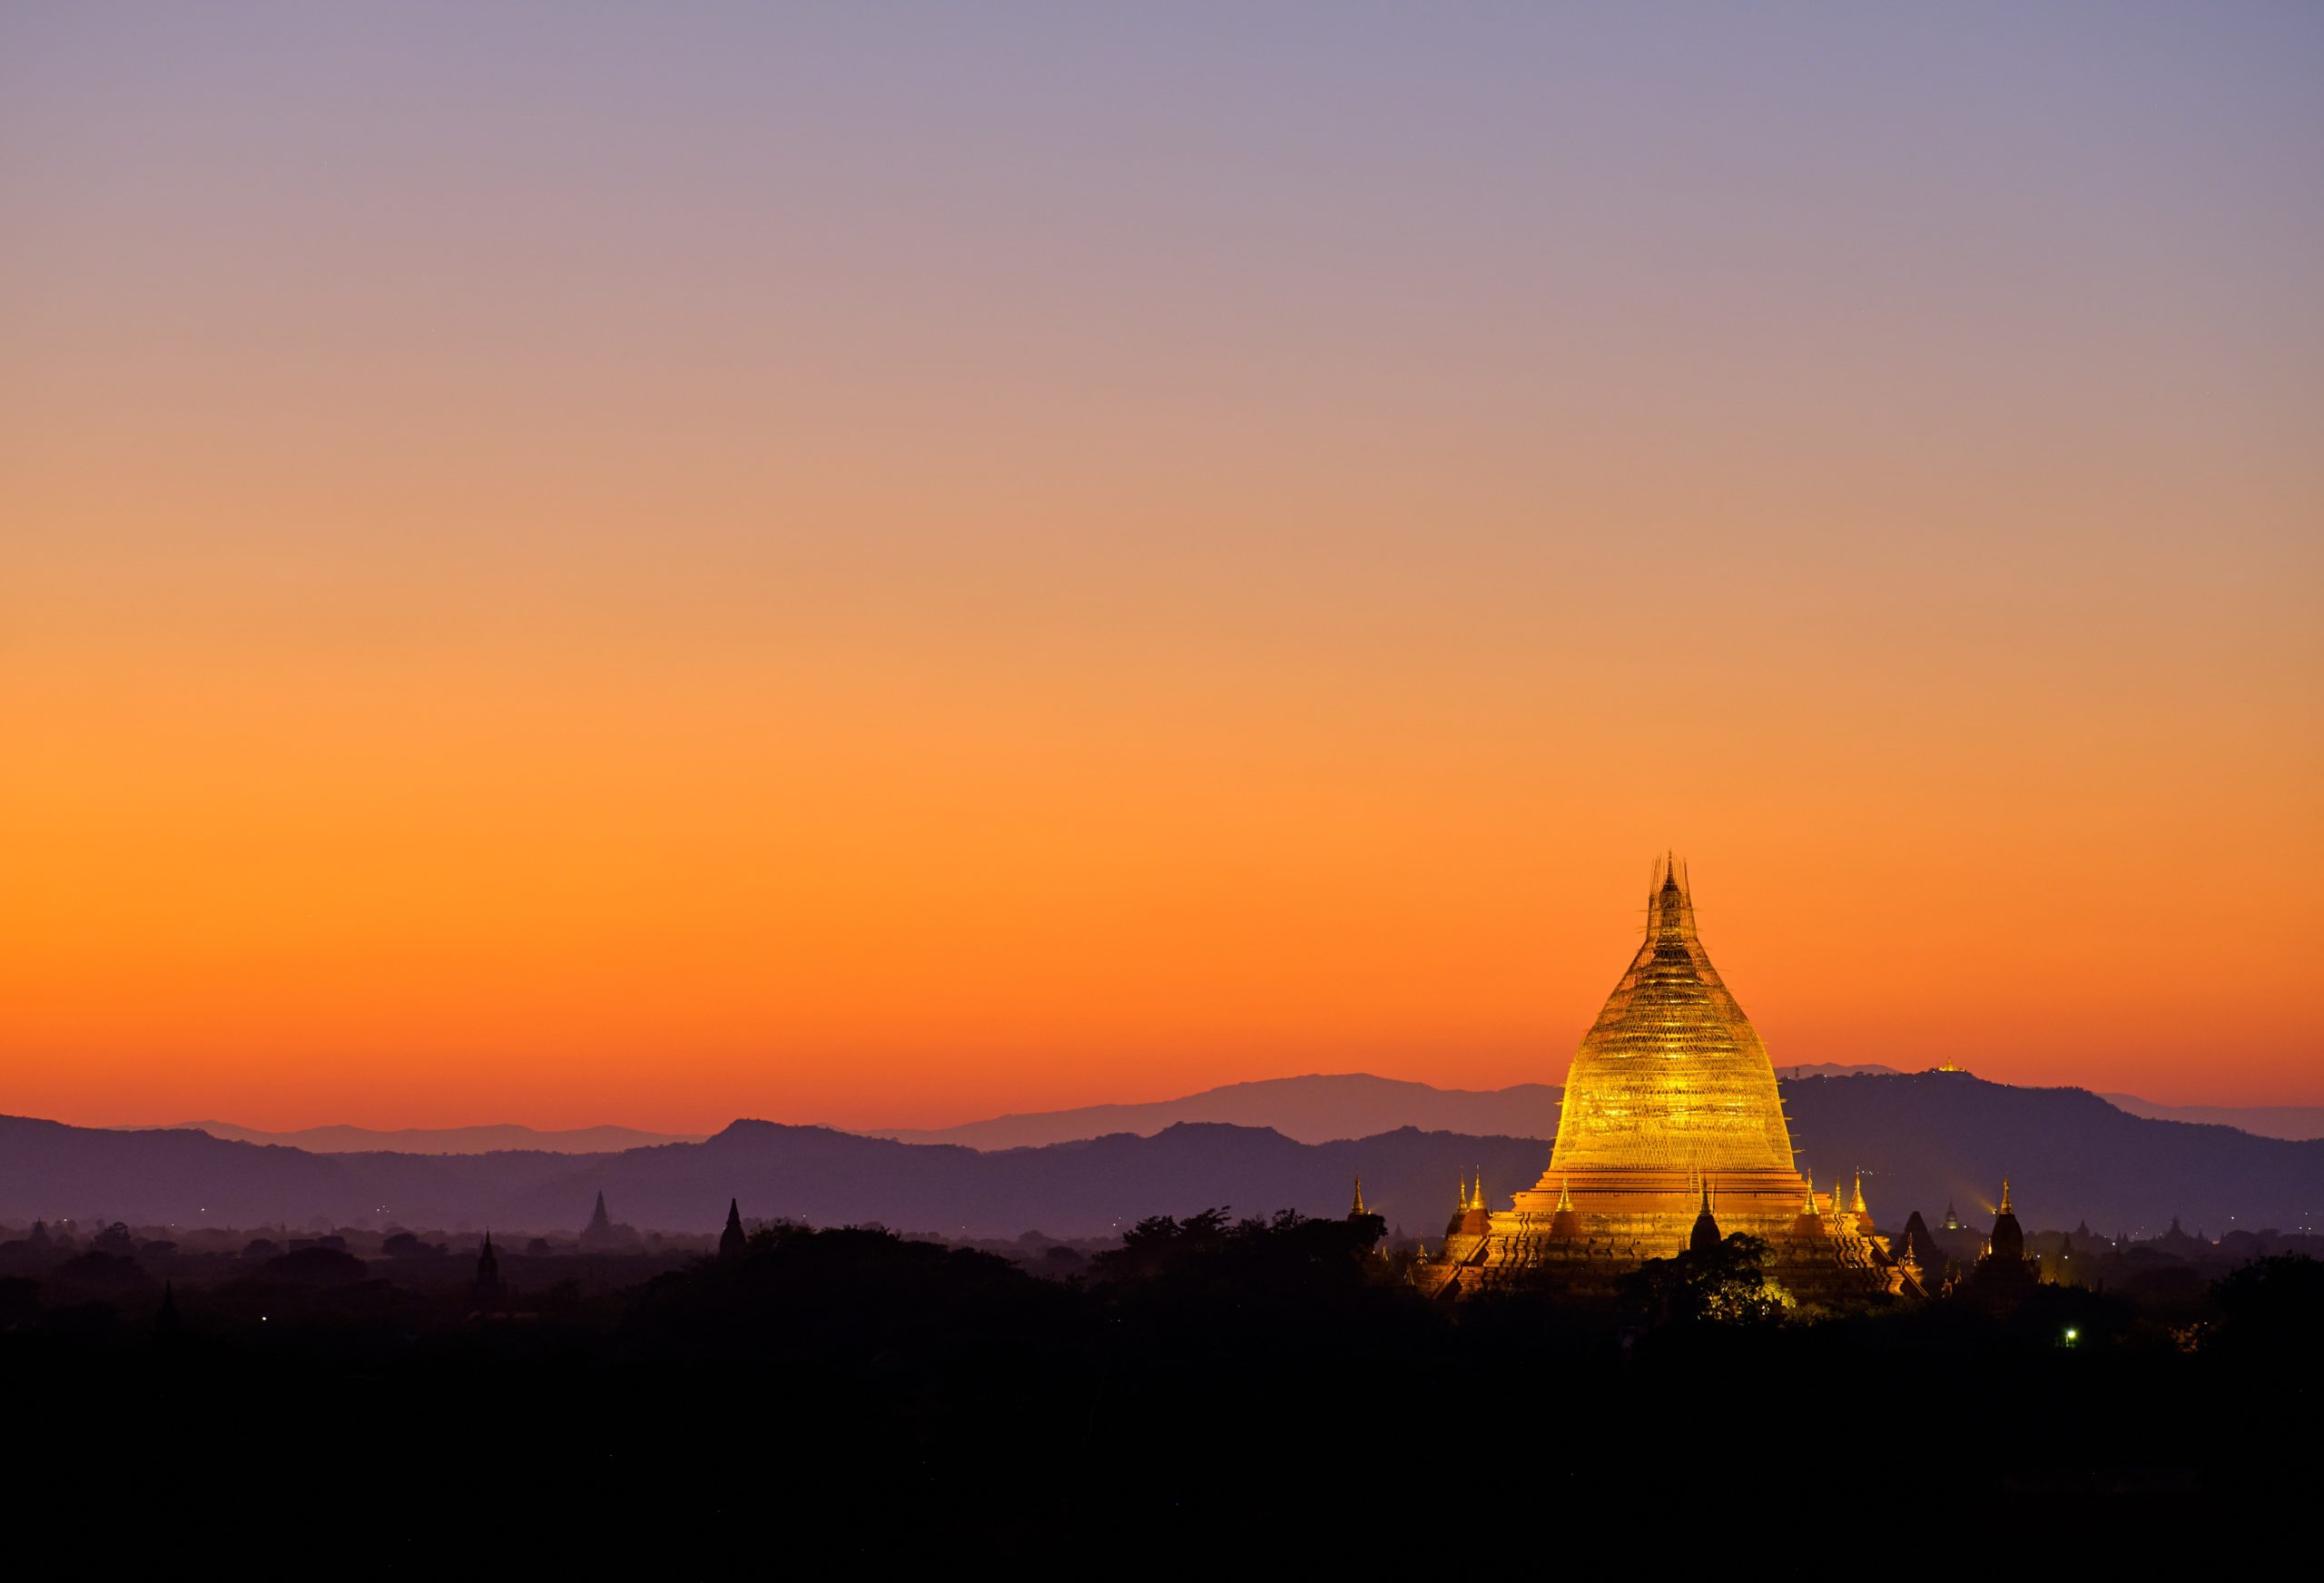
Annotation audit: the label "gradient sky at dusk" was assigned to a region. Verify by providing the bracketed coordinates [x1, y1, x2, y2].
[6, 5, 2321, 1130]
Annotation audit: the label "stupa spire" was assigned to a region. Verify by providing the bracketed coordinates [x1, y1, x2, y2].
[1548, 856, 1792, 1176]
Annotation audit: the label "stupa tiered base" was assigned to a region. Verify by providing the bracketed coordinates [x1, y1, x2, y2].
[1509, 1166, 1817, 1243]
[1419, 1173, 1906, 1303]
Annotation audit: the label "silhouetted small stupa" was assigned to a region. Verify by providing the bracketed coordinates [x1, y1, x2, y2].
[1688, 1182, 1722, 1256]
[1965, 1178, 2039, 1302]
[576, 1190, 622, 1251]
[719, 1199, 746, 1261]
[1985, 1179, 2024, 1264]
[2153, 1215, 2206, 1254]
[1896, 1210, 1942, 1272]
[472, 1231, 507, 1310]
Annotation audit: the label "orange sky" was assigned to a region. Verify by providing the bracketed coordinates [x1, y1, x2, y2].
[5, 8, 2320, 1129]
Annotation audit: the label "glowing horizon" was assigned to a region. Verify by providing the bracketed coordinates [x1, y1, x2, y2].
[5, 6, 2320, 1132]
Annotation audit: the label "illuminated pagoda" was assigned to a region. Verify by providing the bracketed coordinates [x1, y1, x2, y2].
[1420, 856, 1913, 1301]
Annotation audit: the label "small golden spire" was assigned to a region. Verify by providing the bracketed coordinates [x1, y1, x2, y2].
[1351, 1177, 1366, 1216]
[1999, 1177, 2013, 1214]
[1851, 1171, 1866, 1216]
[1801, 1178, 1819, 1216]
[1555, 1175, 1573, 1212]
[1457, 1175, 1470, 1213]
[1472, 1171, 1484, 1211]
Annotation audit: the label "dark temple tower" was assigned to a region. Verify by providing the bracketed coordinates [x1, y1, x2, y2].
[472, 1231, 507, 1311]
[1689, 1182, 1723, 1256]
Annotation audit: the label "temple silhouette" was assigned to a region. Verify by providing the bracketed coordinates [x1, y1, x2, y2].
[578, 1190, 638, 1251]
[471, 1230, 507, 1311]
[1416, 856, 1922, 1301]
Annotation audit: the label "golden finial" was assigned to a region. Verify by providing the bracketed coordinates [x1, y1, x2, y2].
[1351, 1177, 1366, 1216]
[1472, 1171, 1484, 1211]
[1851, 1171, 1866, 1216]
[1555, 1175, 1573, 1212]
[1801, 1178, 1818, 1215]
[1999, 1177, 2013, 1214]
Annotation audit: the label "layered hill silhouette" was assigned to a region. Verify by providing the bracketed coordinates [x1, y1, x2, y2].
[861, 1073, 1565, 1149]
[2096, 1095, 2324, 1142]
[0, 1111, 1546, 1240]
[157, 1072, 2324, 1159]
[1780, 1073, 2324, 1237]
[0, 1116, 593, 1229]
[497, 1121, 1554, 1240]
[153, 1121, 706, 1155]
[855, 1067, 2323, 1149]
[7, 1074, 2319, 1239]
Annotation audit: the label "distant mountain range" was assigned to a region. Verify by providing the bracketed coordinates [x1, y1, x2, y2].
[864, 1067, 2324, 1149]
[1777, 1072, 2321, 1237]
[2096, 1096, 2324, 1143]
[154, 1070, 2324, 1159]
[146, 1121, 707, 1155]
[9, 1073, 2319, 1239]
[861, 1074, 1565, 1149]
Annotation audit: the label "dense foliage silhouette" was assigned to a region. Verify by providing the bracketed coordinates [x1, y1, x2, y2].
[4, 1208, 2315, 1565]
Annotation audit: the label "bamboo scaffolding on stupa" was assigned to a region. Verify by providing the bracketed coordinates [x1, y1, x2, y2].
[1545, 854, 1797, 1176]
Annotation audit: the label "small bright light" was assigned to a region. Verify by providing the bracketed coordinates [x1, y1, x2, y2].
[2063, 1328, 2078, 1342]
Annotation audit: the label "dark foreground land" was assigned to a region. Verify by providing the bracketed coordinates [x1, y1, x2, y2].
[6, 1214, 2316, 1568]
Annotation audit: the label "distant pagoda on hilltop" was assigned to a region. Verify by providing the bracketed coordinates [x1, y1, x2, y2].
[1417, 856, 1914, 1301]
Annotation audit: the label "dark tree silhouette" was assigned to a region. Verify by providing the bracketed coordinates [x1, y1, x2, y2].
[1618, 1234, 1790, 1326]
[258, 1246, 369, 1286]
[2212, 1254, 2324, 1354]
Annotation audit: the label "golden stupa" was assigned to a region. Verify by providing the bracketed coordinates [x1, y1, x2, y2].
[1416, 857, 1910, 1298]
